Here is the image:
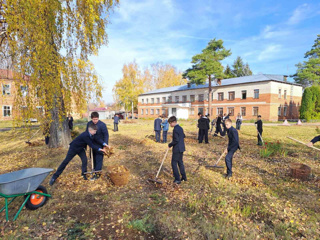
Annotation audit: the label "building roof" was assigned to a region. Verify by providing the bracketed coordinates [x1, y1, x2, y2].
[139, 74, 301, 96]
[0, 69, 30, 80]
[89, 107, 108, 112]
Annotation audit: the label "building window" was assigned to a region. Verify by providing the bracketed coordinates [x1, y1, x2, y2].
[189, 108, 195, 116]
[146, 109, 148, 115]
[156, 109, 159, 115]
[278, 89, 281, 99]
[151, 98, 154, 104]
[254, 89, 259, 99]
[283, 106, 287, 116]
[241, 107, 246, 116]
[278, 107, 281, 116]
[3, 106, 11, 117]
[175, 96, 179, 103]
[253, 107, 259, 116]
[168, 96, 172, 103]
[162, 97, 166, 103]
[146, 99, 149, 104]
[156, 98, 160, 103]
[190, 95, 195, 102]
[182, 95, 187, 102]
[284, 90, 287, 100]
[198, 94, 204, 102]
[141, 109, 144, 115]
[198, 108, 204, 114]
[142, 99, 144, 104]
[228, 107, 234, 116]
[218, 92, 224, 101]
[20, 86, 28, 97]
[2, 84, 10, 95]
[241, 90, 247, 99]
[228, 91, 235, 101]
[162, 109, 166, 115]
[217, 108, 223, 115]
[151, 109, 154, 115]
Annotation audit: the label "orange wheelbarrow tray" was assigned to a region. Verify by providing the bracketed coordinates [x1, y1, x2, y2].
[0, 168, 53, 221]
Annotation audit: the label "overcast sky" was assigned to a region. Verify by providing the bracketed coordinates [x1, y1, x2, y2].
[89, 0, 320, 103]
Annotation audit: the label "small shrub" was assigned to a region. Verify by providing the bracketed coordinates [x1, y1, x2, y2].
[127, 215, 154, 233]
[260, 141, 287, 158]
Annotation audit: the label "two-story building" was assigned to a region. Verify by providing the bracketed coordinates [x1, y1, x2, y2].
[137, 74, 303, 121]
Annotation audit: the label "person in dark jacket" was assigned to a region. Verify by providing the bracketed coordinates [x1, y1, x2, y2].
[113, 114, 120, 131]
[86, 112, 109, 180]
[197, 112, 202, 140]
[255, 115, 263, 146]
[214, 114, 226, 136]
[68, 114, 74, 130]
[307, 136, 320, 147]
[198, 115, 210, 144]
[223, 119, 240, 179]
[49, 124, 107, 185]
[154, 116, 162, 143]
[168, 116, 186, 184]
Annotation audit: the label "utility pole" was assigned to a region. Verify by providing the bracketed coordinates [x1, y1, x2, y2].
[131, 101, 134, 119]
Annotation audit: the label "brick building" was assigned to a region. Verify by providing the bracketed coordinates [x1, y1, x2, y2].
[137, 74, 303, 121]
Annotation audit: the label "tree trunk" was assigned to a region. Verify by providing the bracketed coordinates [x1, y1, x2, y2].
[48, 97, 72, 148]
[208, 75, 212, 116]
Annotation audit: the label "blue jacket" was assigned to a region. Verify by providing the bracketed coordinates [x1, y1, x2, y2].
[114, 116, 119, 124]
[227, 126, 240, 152]
[70, 131, 100, 153]
[86, 120, 109, 146]
[161, 120, 169, 131]
[154, 118, 162, 131]
[169, 124, 186, 153]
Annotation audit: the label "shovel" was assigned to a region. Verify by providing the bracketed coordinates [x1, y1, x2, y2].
[84, 147, 102, 176]
[205, 149, 226, 169]
[148, 148, 169, 184]
[255, 124, 264, 145]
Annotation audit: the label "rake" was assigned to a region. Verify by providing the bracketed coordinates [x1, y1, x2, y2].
[25, 128, 41, 144]
[205, 149, 226, 169]
[148, 148, 169, 184]
[287, 136, 320, 152]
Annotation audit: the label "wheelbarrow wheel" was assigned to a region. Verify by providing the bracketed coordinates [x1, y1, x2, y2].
[25, 185, 48, 210]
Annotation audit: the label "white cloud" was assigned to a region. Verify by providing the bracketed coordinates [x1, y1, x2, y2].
[287, 3, 314, 25]
[257, 45, 282, 61]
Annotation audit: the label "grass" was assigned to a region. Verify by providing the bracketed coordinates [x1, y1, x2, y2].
[0, 119, 319, 239]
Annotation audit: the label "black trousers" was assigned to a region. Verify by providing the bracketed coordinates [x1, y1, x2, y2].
[225, 150, 235, 176]
[236, 121, 241, 130]
[257, 131, 263, 145]
[114, 123, 118, 131]
[92, 150, 104, 171]
[199, 129, 208, 143]
[162, 131, 168, 143]
[53, 148, 87, 179]
[215, 124, 226, 136]
[171, 152, 186, 181]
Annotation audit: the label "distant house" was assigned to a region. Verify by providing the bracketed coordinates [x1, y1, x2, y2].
[138, 74, 303, 121]
[88, 107, 115, 120]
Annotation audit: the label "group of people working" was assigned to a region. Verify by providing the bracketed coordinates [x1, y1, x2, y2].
[154, 116, 170, 143]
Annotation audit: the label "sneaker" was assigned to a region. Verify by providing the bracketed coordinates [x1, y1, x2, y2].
[173, 180, 181, 184]
[49, 177, 56, 186]
[181, 178, 187, 182]
[82, 174, 88, 181]
[90, 174, 101, 181]
[225, 174, 232, 179]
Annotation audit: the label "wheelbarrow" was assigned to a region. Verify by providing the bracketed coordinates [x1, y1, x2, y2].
[0, 168, 53, 221]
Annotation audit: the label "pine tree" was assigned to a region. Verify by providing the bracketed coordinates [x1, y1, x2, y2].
[294, 34, 320, 87]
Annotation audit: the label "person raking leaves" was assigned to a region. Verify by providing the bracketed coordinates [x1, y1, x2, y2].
[223, 119, 240, 179]
[168, 116, 187, 184]
[49, 123, 107, 186]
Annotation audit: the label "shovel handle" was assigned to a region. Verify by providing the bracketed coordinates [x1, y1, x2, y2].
[155, 148, 169, 179]
[287, 136, 320, 152]
[215, 149, 227, 165]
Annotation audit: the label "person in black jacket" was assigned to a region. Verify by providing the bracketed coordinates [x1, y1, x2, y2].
[198, 115, 210, 144]
[197, 112, 202, 140]
[224, 119, 240, 179]
[68, 114, 74, 130]
[49, 124, 107, 185]
[255, 115, 263, 146]
[86, 112, 109, 180]
[307, 136, 320, 147]
[214, 114, 226, 136]
[168, 116, 186, 184]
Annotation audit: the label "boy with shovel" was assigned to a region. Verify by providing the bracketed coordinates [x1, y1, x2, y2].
[255, 115, 263, 146]
[223, 119, 240, 179]
[49, 124, 107, 186]
[168, 116, 186, 184]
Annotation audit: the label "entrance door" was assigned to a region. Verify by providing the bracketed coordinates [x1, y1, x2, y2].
[172, 108, 177, 116]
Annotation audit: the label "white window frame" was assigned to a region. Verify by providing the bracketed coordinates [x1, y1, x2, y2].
[3, 105, 12, 117]
[2, 84, 11, 95]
